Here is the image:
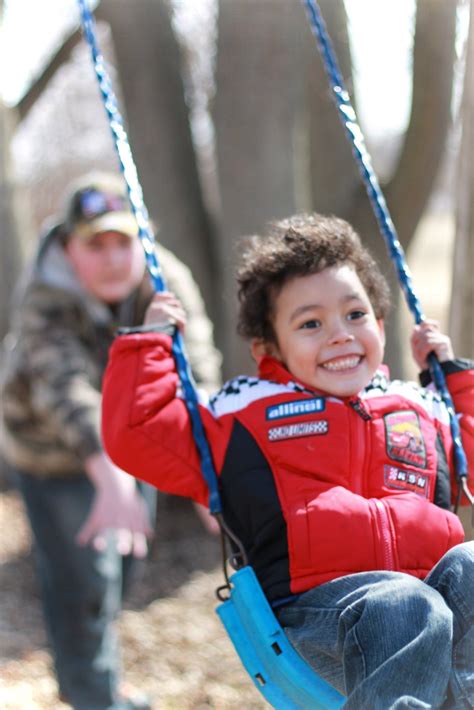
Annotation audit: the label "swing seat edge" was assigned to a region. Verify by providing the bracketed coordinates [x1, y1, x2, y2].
[216, 566, 345, 710]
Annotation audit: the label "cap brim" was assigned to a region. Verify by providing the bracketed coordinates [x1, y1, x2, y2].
[72, 212, 138, 240]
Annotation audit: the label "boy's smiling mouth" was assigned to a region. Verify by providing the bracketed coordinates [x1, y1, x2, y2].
[320, 355, 363, 372]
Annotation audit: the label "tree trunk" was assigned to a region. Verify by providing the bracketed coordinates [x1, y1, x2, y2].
[0, 103, 25, 344]
[98, 0, 218, 324]
[308, 0, 360, 216]
[449, 1, 471, 551]
[385, 0, 458, 248]
[344, 0, 458, 377]
[213, 0, 320, 375]
[213, 0, 458, 377]
[450, 0, 474, 360]
[0, 0, 23, 342]
[0, 101, 31, 487]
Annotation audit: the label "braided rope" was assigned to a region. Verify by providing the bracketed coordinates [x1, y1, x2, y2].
[77, 0, 468, 499]
[303, 0, 469, 487]
[77, 0, 221, 513]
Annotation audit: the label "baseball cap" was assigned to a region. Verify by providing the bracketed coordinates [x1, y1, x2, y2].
[63, 172, 138, 241]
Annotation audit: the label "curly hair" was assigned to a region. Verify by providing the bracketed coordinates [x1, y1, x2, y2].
[237, 213, 391, 342]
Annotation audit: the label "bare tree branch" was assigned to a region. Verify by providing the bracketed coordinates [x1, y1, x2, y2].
[16, 27, 83, 120]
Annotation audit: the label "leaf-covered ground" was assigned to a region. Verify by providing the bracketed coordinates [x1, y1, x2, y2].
[0, 489, 267, 709]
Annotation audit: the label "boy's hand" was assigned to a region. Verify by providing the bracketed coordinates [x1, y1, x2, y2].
[411, 319, 454, 371]
[144, 291, 186, 331]
[77, 451, 153, 558]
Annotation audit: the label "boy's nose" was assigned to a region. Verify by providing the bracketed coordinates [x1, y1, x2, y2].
[327, 322, 354, 344]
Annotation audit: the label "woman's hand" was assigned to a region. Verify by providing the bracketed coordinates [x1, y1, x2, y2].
[77, 451, 153, 558]
[144, 291, 187, 331]
[410, 319, 454, 371]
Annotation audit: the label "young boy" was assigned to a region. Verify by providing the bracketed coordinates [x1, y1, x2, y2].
[1, 171, 221, 710]
[102, 213, 474, 709]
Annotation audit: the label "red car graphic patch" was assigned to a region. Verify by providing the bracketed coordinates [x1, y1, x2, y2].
[384, 410, 427, 468]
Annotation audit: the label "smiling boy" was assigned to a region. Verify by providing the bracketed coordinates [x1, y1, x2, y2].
[251, 264, 386, 397]
[102, 213, 474, 708]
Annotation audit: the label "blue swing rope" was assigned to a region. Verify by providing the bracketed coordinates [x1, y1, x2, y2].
[76, 2, 469, 707]
[76, 0, 223, 520]
[77, 0, 471, 535]
[77, 0, 470, 510]
[303, 0, 471, 507]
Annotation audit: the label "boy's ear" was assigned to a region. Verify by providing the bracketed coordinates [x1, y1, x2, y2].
[250, 338, 279, 362]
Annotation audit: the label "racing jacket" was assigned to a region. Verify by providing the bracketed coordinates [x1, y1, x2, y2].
[102, 331, 474, 604]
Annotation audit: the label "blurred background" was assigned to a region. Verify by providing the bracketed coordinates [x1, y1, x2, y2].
[1, 0, 472, 377]
[0, 0, 472, 707]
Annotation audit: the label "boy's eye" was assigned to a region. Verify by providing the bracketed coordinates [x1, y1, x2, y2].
[300, 319, 321, 330]
[347, 310, 366, 321]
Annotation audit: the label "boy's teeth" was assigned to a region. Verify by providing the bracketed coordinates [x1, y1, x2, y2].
[322, 356, 360, 371]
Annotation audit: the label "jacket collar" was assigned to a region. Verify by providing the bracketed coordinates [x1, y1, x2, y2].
[258, 355, 300, 386]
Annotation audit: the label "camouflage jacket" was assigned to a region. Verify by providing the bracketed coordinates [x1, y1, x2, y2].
[1, 226, 221, 477]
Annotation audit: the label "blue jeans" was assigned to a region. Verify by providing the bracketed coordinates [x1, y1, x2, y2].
[16, 471, 156, 710]
[276, 543, 474, 709]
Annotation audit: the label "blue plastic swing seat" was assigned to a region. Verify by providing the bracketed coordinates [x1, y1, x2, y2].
[216, 566, 345, 709]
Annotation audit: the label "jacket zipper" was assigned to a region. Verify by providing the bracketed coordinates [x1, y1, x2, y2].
[373, 499, 395, 570]
[348, 397, 371, 495]
[349, 397, 396, 571]
[348, 397, 372, 421]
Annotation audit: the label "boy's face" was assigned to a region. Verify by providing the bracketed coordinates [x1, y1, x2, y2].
[258, 265, 385, 397]
[65, 230, 145, 304]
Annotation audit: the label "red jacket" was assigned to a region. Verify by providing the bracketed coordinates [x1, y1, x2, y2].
[102, 332, 474, 604]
